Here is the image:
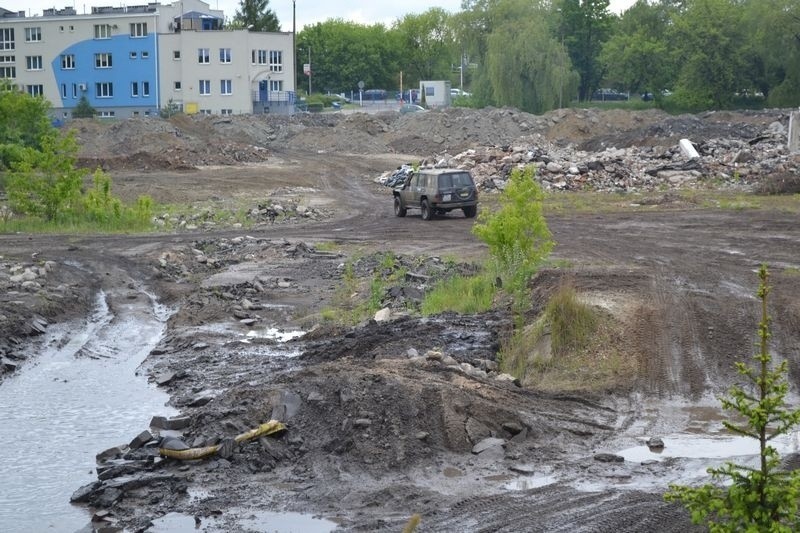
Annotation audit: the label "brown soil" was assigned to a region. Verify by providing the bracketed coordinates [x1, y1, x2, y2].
[2, 107, 799, 532]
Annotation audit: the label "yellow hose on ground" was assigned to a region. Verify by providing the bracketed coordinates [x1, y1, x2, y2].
[159, 420, 287, 460]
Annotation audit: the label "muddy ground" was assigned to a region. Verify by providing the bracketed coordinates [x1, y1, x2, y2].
[2, 107, 800, 532]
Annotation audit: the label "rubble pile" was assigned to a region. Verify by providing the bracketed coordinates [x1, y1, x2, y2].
[151, 197, 330, 231]
[386, 118, 797, 194]
[71, 106, 798, 195]
[0, 256, 94, 379]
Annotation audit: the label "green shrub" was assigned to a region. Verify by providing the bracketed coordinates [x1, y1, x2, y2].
[472, 165, 553, 294]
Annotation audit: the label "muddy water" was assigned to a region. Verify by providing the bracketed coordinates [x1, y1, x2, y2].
[0, 290, 176, 532]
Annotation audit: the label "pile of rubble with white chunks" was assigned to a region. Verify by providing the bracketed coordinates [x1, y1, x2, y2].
[378, 119, 799, 194]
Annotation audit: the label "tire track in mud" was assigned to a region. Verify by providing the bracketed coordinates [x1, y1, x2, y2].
[411, 485, 698, 533]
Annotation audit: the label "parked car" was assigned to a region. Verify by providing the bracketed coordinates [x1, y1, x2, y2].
[591, 89, 629, 101]
[393, 168, 478, 220]
[399, 104, 427, 114]
[450, 88, 471, 98]
[361, 89, 388, 101]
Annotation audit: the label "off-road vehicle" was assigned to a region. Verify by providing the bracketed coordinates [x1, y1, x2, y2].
[393, 168, 478, 220]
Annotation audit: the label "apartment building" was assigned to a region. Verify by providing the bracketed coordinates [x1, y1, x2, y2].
[0, 0, 295, 118]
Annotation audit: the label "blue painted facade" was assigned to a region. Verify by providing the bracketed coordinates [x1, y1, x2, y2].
[50, 33, 158, 110]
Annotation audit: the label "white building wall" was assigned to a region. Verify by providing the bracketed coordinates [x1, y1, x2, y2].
[158, 29, 294, 116]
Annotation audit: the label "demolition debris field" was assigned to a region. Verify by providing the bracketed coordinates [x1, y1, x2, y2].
[1, 106, 799, 532]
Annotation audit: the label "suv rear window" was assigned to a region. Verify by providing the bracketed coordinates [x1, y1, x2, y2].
[438, 172, 473, 188]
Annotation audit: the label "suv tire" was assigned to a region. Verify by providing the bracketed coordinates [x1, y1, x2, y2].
[462, 205, 477, 218]
[421, 199, 433, 221]
[394, 196, 407, 217]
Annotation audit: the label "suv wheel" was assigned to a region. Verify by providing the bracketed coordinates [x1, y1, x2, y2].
[421, 199, 433, 221]
[462, 205, 477, 218]
[394, 196, 407, 217]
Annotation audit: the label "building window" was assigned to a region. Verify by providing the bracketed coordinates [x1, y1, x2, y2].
[95, 53, 112, 68]
[94, 24, 112, 39]
[61, 83, 67, 98]
[59, 26, 65, 33]
[219, 48, 231, 63]
[69, 25, 74, 32]
[270, 79, 283, 92]
[252, 49, 267, 65]
[24, 27, 42, 43]
[220, 79, 232, 95]
[198, 48, 209, 64]
[72, 83, 78, 98]
[173, 50, 180, 60]
[199, 79, 210, 95]
[26, 84, 43, 97]
[141, 51, 149, 59]
[221, 108, 232, 116]
[130, 23, 147, 38]
[174, 81, 181, 91]
[269, 50, 282, 72]
[60, 54, 75, 70]
[99, 110, 115, 118]
[130, 51, 137, 59]
[0, 28, 14, 51]
[26, 56, 43, 70]
[131, 82, 139, 97]
[0, 56, 14, 79]
[142, 81, 150, 97]
[96, 82, 113, 98]
[199, 109, 212, 116]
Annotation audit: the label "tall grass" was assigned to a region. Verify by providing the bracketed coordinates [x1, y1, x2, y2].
[421, 273, 496, 315]
[546, 283, 596, 355]
[499, 281, 637, 392]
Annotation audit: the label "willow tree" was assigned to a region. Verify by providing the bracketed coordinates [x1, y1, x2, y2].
[485, 16, 577, 113]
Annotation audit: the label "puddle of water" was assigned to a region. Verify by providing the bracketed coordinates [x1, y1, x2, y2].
[0, 290, 177, 532]
[148, 511, 337, 533]
[618, 432, 800, 464]
[504, 474, 559, 491]
[189, 323, 305, 350]
[246, 327, 305, 342]
[239, 510, 338, 532]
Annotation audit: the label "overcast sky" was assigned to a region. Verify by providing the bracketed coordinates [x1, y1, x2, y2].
[20, 1, 637, 30]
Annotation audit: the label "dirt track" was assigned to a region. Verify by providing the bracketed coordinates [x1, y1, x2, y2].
[2, 109, 800, 532]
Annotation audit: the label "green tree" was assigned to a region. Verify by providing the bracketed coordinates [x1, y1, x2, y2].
[740, 0, 800, 106]
[232, 0, 280, 32]
[393, 8, 456, 86]
[600, 0, 677, 101]
[297, 21, 401, 94]
[455, 0, 577, 112]
[71, 95, 96, 118]
[6, 132, 85, 221]
[0, 88, 53, 170]
[557, 0, 614, 101]
[472, 165, 554, 291]
[666, 266, 800, 532]
[486, 15, 577, 113]
[669, 0, 744, 110]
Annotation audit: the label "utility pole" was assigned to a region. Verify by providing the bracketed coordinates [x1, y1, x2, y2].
[292, 1, 296, 100]
[308, 46, 311, 95]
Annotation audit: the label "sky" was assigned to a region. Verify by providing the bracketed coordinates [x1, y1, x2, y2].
[19, 0, 638, 31]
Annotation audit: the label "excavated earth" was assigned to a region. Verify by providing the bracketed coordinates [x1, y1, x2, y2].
[1, 107, 800, 532]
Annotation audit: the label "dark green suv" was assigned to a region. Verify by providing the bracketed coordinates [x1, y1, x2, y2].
[393, 168, 478, 220]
